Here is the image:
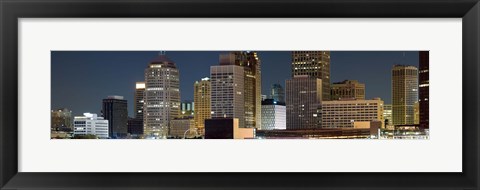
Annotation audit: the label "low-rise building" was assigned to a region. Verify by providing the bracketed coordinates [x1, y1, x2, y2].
[261, 99, 286, 130]
[322, 98, 384, 128]
[73, 113, 109, 139]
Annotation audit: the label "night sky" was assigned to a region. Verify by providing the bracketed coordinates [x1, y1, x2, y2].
[51, 51, 419, 117]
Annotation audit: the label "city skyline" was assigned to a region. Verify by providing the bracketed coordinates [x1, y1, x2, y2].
[52, 51, 419, 117]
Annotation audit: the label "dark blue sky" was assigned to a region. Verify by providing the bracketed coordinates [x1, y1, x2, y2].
[51, 51, 419, 117]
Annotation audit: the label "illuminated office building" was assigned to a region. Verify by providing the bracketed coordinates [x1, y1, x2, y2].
[330, 80, 365, 100]
[383, 104, 393, 127]
[218, 52, 261, 129]
[286, 75, 322, 129]
[291, 51, 330, 101]
[134, 82, 145, 119]
[322, 98, 384, 128]
[144, 54, 181, 139]
[193, 77, 211, 135]
[392, 65, 418, 125]
[210, 65, 245, 128]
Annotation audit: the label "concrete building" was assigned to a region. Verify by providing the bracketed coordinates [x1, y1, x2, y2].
[169, 117, 196, 138]
[330, 80, 365, 100]
[392, 65, 418, 125]
[102, 95, 128, 138]
[144, 54, 181, 139]
[73, 113, 109, 139]
[321, 98, 384, 128]
[134, 82, 145, 119]
[291, 51, 330, 101]
[51, 108, 73, 131]
[383, 104, 393, 128]
[419, 51, 429, 129]
[286, 75, 322, 129]
[193, 77, 211, 135]
[261, 99, 286, 130]
[270, 83, 285, 103]
[219, 52, 261, 129]
[210, 65, 245, 128]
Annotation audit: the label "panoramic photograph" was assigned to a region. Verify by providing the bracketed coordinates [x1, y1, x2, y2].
[51, 51, 429, 139]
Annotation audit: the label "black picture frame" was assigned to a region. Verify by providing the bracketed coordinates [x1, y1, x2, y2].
[1, 0, 479, 189]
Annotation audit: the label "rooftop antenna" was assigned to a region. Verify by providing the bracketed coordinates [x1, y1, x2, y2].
[159, 51, 166, 56]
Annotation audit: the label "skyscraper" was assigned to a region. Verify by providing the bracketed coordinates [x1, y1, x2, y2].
[102, 95, 128, 138]
[392, 65, 418, 125]
[134, 82, 145, 119]
[193, 77, 211, 135]
[291, 51, 330, 101]
[210, 65, 245, 128]
[330, 80, 366, 100]
[219, 51, 261, 129]
[270, 83, 285, 103]
[419, 51, 429, 129]
[286, 75, 322, 129]
[144, 54, 181, 139]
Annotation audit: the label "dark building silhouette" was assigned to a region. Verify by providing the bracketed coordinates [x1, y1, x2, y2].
[102, 96, 128, 138]
[270, 83, 285, 104]
[419, 51, 429, 129]
[128, 117, 143, 136]
[204, 118, 235, 139]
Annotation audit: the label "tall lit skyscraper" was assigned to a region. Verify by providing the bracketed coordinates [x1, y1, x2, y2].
[286, 75, 322, 129]
[193, 77, 211, 135]
[330, 80, 365, 100]
[144, 54, 181, 139]
[270, 83, 285, 103]
[392, 65, 418, 125]
[219, 51, 261, 129]
[102, 95, 128, 138]
[291, 51, 330, 101]
[134, 82, 145, 119]
[419, 51, 429, 129]
[210, 65, 245, 128]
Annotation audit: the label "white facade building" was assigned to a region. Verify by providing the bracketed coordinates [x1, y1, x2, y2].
[144, 54, 181, 139]
[261, 99, 286, 130]
[73, 113, 109, 139]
